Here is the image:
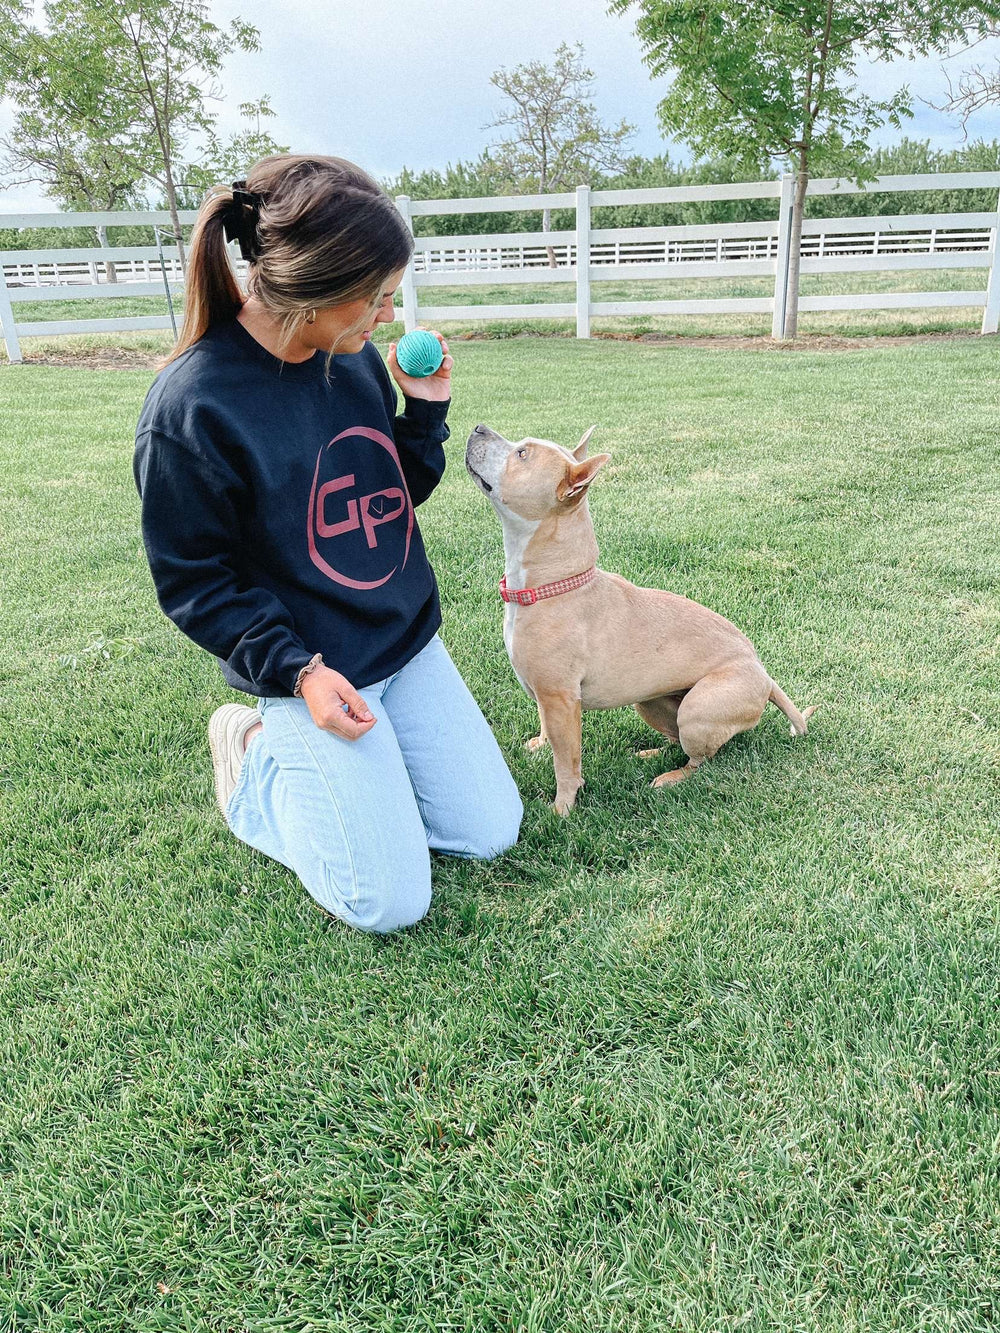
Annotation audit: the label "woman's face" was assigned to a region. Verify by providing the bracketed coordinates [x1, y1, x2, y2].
[307, 267, 408, 355]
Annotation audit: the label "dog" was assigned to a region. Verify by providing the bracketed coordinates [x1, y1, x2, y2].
[465, 423, 815, 814]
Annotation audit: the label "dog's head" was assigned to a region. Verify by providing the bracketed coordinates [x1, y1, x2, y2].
[465, 424, 610, 521]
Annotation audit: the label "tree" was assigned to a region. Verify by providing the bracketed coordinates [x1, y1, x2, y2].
[936, 54, 1000, 127]
[486, 42, 636, 265]
[176, 98, 288, 209]
[0, 3, 156, 278]
[384, 149, 781, 238]
[384, 153, 541, 237]
[0, 0, 263, 271]
[611, 0, 1000, 335]
[805, 136, 1000, 217]
[0, 105, 149, 282]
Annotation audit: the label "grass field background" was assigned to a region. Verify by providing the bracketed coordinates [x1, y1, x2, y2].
[2, 339, 999, 1330]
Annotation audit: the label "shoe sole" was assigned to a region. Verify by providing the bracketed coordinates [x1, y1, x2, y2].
[208, 704, 257, 817]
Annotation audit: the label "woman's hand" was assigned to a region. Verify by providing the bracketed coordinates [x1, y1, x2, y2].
[299, 664, 377, 740]
[387, 330, 452, 402]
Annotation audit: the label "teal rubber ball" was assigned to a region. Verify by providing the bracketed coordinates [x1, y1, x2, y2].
[396, 329, 444, 377]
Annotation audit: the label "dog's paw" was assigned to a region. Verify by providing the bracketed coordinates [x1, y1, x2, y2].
[652, 766, 693, 787]
[525, 735, 549, 752]
[552, 782, 582, 815]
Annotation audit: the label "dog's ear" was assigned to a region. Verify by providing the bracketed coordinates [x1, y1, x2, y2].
[558, 452, 611, 501]
[573, 425, 598, 460]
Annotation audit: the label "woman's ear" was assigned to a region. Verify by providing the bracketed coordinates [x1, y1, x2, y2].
[558, 452, 611, 500]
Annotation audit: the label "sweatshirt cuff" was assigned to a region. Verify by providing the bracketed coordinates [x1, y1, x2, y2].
[402, 395, 450, 426]
[275, 645, 319, 697]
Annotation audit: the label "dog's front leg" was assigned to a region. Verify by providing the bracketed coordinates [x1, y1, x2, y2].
[536, 690, 583, 815]
[526, 703, 548, 752]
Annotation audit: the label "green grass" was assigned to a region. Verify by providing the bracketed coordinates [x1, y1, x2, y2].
[2, 341, 999, 1331]
[4, 265, 989, 361]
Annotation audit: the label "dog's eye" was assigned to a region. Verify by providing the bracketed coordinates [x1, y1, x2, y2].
[516, 448, 527, 459]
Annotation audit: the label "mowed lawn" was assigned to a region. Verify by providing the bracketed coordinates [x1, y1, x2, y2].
[1, 340, 999, 1331]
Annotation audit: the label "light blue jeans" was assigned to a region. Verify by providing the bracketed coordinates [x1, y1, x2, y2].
[226, 634, 523, 933]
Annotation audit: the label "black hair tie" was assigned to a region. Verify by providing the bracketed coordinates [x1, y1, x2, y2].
[222, 179, 265, 262]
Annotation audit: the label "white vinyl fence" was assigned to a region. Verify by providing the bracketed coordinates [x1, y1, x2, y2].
[0, 209, 197, 363]
[3, 172, 1000, 362]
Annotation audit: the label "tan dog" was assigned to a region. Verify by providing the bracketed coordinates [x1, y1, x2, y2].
[466, 423, 815, 814]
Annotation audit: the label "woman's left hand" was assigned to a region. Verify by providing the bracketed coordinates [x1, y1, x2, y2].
[387, 330, 452, 402]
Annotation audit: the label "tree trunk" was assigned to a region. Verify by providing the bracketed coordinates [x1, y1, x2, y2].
[542, 206, 557, 269]
[783, 162, 809, 339]
[95, 224, 118, 284]
[131, 37, 186, 275]
[163, 167, 187, 275]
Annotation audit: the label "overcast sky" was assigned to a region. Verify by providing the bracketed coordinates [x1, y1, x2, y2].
[3, 0, 1000, 211]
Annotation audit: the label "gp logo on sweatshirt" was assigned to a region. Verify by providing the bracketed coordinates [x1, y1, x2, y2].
[307, 427, 413, 590]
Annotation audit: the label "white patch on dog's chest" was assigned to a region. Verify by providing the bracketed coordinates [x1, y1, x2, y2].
[503, 605, 515, 659]
[504, 607, 536, 699]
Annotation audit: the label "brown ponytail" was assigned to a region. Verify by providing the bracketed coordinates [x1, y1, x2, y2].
[160, 154, 414, 368]
[161, 188, 244, 366]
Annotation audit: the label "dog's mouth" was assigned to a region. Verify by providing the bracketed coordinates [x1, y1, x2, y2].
[466, 461, 493, 493]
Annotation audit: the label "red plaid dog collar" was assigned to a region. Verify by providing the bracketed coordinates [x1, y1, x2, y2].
[499, 566, 597, 606]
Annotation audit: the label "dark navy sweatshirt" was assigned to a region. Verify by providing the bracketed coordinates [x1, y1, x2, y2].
[133, 318, 450, 696]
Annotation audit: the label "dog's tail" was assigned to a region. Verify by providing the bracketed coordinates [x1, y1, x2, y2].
[769, 681, 817, 738]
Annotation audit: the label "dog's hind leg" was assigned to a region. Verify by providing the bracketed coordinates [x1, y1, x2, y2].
[635, 692, 685, 758]
[653, 663, 769, 787]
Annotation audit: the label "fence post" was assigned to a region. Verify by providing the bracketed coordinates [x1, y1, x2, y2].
[576, 184, 591, 339]
[0, 261, 22, 364]
[771, 172, 796, 339]
[981, 189, 1000, 335]
[395, 195, 419, 333]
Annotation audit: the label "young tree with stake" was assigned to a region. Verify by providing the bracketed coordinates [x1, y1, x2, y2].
[176, 99, 288, 209]
[0, 3, 154, 276]
[487, 42, 635, 267]
[0, 0, 265, 273]
[611, 0, 1000, 336]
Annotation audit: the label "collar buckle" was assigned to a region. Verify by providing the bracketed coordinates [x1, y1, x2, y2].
[499, 568, 596, 606]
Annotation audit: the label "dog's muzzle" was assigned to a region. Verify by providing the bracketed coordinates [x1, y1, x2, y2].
[465, 460, 493, 493]
[465, 430, 495, 493]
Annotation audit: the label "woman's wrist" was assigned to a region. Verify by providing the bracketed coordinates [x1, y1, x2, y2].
[293, 652, 324, 697]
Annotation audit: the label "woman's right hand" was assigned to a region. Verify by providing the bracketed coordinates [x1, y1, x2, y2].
[298, 664, 377, 740]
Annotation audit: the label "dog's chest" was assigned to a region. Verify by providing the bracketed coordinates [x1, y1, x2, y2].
[503, 606, 536, 700]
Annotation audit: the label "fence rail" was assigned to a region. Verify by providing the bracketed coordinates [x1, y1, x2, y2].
[4, 219, 993, 287]
[3, 173, 1000, 361]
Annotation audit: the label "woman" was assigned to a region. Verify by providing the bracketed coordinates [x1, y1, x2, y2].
[134, 154, 523, 933]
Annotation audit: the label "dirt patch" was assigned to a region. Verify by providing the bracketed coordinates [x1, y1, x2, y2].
[6, 327, 990, 369]
[450, 328, 987, 353]
[621, 330, 986, 352]
[10, 344, 165, 370]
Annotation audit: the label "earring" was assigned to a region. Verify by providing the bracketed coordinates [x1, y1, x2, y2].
[305, 309, 316, 325]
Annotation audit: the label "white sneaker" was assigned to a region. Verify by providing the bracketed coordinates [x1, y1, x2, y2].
[208, 704, 260, 816]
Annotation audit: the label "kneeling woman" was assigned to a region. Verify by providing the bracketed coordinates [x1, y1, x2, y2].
[134, 154, 522, 932]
